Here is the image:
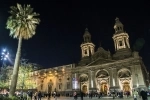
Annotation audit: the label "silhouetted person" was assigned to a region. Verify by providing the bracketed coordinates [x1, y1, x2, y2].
[133, 89, 138, 100]
[53, 91, 57, 100]
[38, 91, 42, 100]
[81, 91, 83, 100]
[140, 89, 147, 100]
[48, 92, 51, 99]
[34, 91, 38, 100]
[98, 92, 101, 99]
[90, 92, 93, 99]
[73, 91, 77, 100]
[112, 91, 115, 99]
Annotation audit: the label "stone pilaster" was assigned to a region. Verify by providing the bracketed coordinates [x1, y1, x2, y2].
[88, 70, 91, 89]
[89, 70, 96, 91]
[109, 68, 113, 87]
[111, 67, 119, 89]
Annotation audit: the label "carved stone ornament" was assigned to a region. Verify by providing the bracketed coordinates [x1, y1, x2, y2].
[96, 70, 109, 78]
[118, 69, 131, 78]
[80, 75, 88, 82]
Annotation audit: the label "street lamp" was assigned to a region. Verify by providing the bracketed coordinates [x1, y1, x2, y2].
[1, 49, 9, 67]
[0, 49, 9, 93]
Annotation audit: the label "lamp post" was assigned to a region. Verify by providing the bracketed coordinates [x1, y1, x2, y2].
[0, 49, 9, 79]
[1, 49, 9, 68]
[0, 49, 9, 94]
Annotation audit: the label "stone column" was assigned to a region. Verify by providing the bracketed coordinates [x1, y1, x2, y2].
[81, 49, 84, 57]
[75, 73, 78, 89]
[113, 39, 116, 51]
[89, 70, 96, 91]
[88, 70, 91, 89]
[109, 69, 113, 87]
[90, 70, 94, 88]
[114, 39, 117, 51]
[112, 67, 119, 89]
[131, 66, 136, 88]
[126, 38, 130, 48]
[116, 39, 119, 50]
[72, 73, 78, 89]
[122, 37, 125, 48]
[71, 74, 74, 90]
[92, 70, 96, 90]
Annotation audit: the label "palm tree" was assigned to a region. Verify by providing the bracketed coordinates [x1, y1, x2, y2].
[6, 3, 40, 97]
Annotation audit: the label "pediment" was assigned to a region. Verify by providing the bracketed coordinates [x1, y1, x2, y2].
[88, 58, 115, 66]
[92, 47, 112, 60]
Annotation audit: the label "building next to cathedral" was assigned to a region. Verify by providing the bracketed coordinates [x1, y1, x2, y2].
[30, 18, 149, 95]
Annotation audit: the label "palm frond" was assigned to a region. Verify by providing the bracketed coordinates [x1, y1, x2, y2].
[6, 3, 40, 40]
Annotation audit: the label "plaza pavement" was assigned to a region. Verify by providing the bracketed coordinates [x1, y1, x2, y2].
[42, 96, 150, 100]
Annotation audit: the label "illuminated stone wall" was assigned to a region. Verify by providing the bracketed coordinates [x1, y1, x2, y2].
[32, 64, 73, 93]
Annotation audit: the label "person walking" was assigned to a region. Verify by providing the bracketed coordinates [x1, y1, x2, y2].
[73, 91, 77, 100]
[140, 89, 148, 100]
[34, 91, 38, 100]
[81, 91, 83, 100]
[133, 90, 138, 100]
[48, 92, 51, 100]
[53, 91, 57, 100]
[37, 91, 42, 100]
[112, 91, 115, 99]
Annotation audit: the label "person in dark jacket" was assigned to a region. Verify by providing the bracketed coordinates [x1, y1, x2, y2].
[81, 91, 84, 100]
[73, 91, 77, 100]
[48, 92, 51, 99]
[140, 89, 147, 100]
[38, 91, 42, 100]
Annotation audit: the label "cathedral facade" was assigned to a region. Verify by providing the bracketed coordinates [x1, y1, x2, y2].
[31, 18, 149, 95]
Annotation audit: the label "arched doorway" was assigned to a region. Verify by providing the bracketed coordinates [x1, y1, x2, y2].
[123, 81, 130, 93]
[82, 85, 88, 94]
[96, 70, 109, 95]
[79, 74, 88, 93]
[118, 68, 131, 95]
[100, 81, 108, 95]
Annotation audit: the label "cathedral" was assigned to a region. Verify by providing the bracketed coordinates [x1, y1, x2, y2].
[31, 18, 149, 95]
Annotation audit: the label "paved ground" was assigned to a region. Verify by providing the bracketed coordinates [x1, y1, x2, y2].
[41, 96, 150, 100]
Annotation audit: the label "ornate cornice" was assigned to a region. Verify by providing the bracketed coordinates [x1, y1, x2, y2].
[71, 58, 141, 74]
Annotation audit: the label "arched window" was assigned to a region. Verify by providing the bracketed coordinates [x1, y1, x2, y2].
[119, 41, 123, 46]
[118, 27, 120, 30]
[84, 50, 87, 54]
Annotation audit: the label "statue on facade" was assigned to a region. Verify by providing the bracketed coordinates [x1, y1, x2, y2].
[80, 75, 88, 82]
[48, 79, 53, 93]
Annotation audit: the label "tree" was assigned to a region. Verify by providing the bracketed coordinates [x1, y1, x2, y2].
[0, 67, 9, 93]
[17, 63, 34, 90]
[0, 66, 12, 94]
[6, 3, 40, 97]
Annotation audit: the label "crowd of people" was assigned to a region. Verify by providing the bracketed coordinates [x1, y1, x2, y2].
[0, 88, 149, 100]
[73, 89, 148, 100]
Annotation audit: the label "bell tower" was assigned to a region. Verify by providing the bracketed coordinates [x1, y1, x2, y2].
[80, 28, 95, 58]
[112, 17, 130, 51]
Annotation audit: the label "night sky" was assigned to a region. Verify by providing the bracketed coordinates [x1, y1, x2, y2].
[0, 0, 150, 69]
